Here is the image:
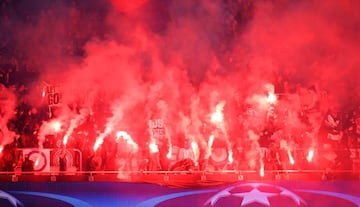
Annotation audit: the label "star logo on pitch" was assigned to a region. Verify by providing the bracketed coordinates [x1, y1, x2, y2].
[205, 183, 306, 207]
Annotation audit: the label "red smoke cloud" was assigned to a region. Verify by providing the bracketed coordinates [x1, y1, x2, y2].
[0, 85, 17, 147]
[2, 0, 359, 170]
[110, 0, 148, 13]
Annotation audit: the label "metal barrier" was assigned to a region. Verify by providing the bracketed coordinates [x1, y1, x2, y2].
[0, 169, 359, 183]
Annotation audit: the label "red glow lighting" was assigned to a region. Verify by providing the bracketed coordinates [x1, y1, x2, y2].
[110, 0, 147, 12]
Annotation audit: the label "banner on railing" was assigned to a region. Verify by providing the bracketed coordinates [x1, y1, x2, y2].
[18, 148, 82, 172]
[22, 148, 51, 172]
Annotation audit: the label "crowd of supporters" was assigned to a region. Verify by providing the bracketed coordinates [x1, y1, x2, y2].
[0, 66, 359, 175]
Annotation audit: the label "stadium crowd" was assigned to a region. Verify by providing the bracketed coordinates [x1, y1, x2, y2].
[0, 65, 359, 174]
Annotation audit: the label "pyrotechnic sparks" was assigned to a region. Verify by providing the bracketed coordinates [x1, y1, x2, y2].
[211, 101, 226, 124]
[206, 135, 215, 159]
[228, 150, 233, 164]
[166, 147, 172, 159]
[307, 149, 314, 162]
[63, 135, 69, 146]
[211, 111, 223, 124]
[34, 158, 40, 167]
[288, 150, 295, 165]
[267, 92, 277, 104]
[149, 142, 159, 153]
[265, 83, 277, 104]
[93, 139, 103, 152]
[52, 121, 62, 133]
[116, 131, 139, 152]
[165, 128, 172, 159]
[63, 111, 89, 146]
[148, 119, 161, 154]
[93, 126, 112, 152]
[260, 163, 265, 177]
[191, 140, 199, 165]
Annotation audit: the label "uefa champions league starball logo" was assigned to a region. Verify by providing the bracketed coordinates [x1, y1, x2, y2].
[136, 182, 307, 207]
[137, 182, 360, 207]
[205, 183, 305, 207]
[0, 190, 92, 207]
[1, 182, 360, 207]
[0, 190, 23, 207]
